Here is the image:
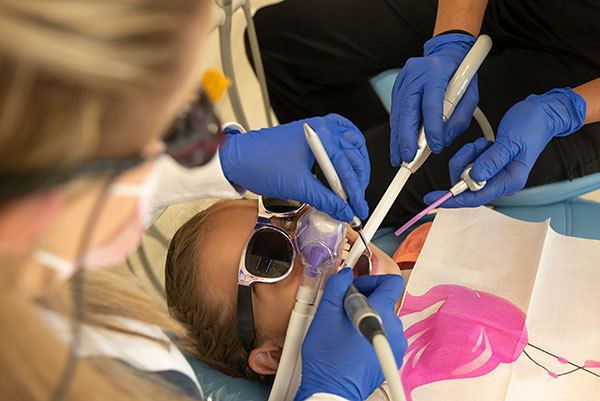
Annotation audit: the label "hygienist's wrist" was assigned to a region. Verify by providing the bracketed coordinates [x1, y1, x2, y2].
[574, 78, 600, 124]
[530, 88, 587, 138]
[423, 33, 475, 57]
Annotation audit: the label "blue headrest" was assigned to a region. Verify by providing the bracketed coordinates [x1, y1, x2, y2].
[186, 356, 270, 401]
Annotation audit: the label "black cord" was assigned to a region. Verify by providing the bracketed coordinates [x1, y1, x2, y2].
[525, 342, 600, 378]
[49, 173, 118, 401]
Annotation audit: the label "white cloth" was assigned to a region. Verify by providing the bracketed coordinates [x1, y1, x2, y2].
[149, 151, 243, 223]
[39, 309, 203, 398]
[41, 306, 352, 401]
[148, 121, 248, 223]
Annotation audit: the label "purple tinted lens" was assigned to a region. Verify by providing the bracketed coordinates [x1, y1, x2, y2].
[262, 198, 304, 214]
[245, 228, 294, 279]
[164, 91, 223, 168]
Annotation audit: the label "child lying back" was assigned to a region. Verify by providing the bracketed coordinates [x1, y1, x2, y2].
[165, 198, 430, 383]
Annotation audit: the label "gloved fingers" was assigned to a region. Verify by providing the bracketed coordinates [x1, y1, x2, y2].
[421, 137, 490, 205]
[327, 145, 369, 220]
[320, 268, 353, 310]
[470, 136, 518, 182]
[329, 114, 368, 151]
[422, 79, 447, 154]
[390, 71, 422, 165]
[389, 324, 408, 368]
[319, 114, 370, 182]
[353, 274, 405, 308]
[339, 137, 370, 190]
[423, 190, 452, 206]
[424, 175, 498, 208]
[448, 137, 491, 184]
[443, 77, 479, 147]
[431, 161, 528, 208]
[301, 174, 355, 222]
[343, 128, 369, 164]
[341, 128, 370, 185]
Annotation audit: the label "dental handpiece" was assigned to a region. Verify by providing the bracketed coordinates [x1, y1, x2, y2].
[304, 124, 368, 242]
[344, 34, 493, 269]
[270, 208, 347, 401]
[393, 164, 486, 237]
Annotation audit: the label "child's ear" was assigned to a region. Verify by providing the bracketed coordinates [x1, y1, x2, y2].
[248, 344, 282, 375]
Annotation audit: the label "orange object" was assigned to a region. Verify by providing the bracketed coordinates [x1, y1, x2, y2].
[202, 69, 231, 103]
[392, 222, 433, 271]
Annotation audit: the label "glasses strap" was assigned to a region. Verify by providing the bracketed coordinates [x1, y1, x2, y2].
[236, 285, 256, 355]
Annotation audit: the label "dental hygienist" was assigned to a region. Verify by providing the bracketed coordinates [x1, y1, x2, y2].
[0, 1, 404, 401]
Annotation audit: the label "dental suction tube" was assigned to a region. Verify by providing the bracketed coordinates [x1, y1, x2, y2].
[344, 35, 493, 269]
[269, 209, 346, 401]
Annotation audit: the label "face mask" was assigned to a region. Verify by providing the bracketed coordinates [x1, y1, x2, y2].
[34, 162, 161, 280]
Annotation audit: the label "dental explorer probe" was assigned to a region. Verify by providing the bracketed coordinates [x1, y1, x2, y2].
[304, 122, 404, 401]
[303, 123, 370, 248]
[344, 34, 493, 270]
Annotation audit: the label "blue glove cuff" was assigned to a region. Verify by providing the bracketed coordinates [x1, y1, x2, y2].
[527, 87, 587, 137]
[218, 133, 239, 184]
[423, 33, 476, 57]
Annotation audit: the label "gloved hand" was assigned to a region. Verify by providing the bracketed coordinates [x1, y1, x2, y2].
[390, 33, 477, 166]
[424, 88, 587, 208]
[295, 269, 407, 401]
[219, 114, 370, 222]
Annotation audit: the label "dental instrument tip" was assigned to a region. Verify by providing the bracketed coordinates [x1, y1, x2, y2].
[394, 191, 453, 237]
[357, 229, 370, 251]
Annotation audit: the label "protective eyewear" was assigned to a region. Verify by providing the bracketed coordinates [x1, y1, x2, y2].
[235, 198, 374, 355]
[1, 90, 223, 202]
[236, 197, 307, 354]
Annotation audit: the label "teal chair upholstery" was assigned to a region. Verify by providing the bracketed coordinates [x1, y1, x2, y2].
[186, 356, 271, 401]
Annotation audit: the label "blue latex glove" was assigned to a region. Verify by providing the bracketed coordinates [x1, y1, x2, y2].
[390, 33, 477, 166]
[219, 114, 370, 222]
[424, 88, 587, 208]
[295, 269, 407, 401]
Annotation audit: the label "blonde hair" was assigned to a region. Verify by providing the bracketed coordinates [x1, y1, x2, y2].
[0, 0, 211, 400]
[0, 267, 197, 401]
[0, 0, 204, 172]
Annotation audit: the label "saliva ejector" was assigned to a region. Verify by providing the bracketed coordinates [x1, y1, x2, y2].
[268, 207, 346, 401]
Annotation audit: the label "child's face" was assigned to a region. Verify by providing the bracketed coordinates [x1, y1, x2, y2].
[195, 199, 402, 374]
